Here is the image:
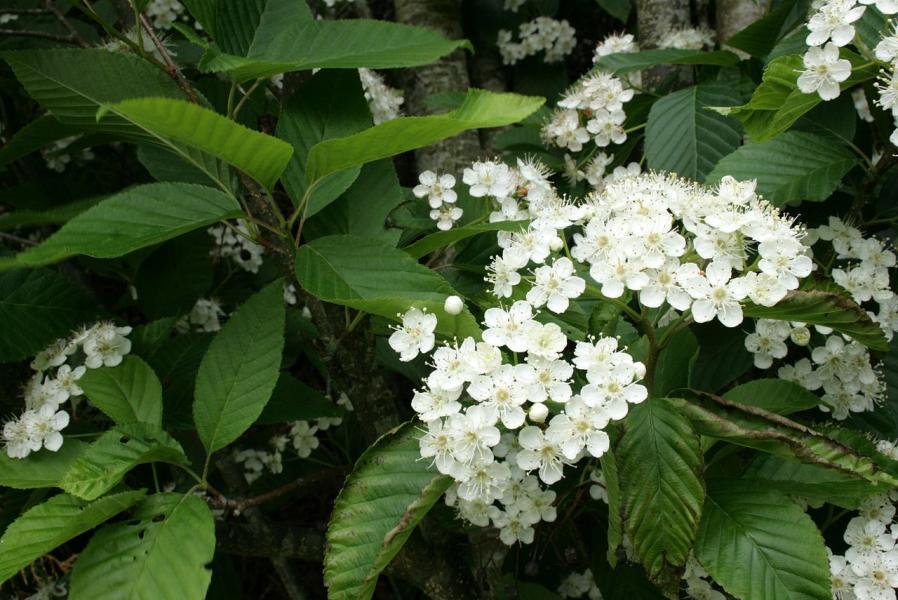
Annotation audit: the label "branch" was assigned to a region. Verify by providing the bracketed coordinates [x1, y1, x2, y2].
[0, 28, 81, 44]
[206, 466, 346, 513]
[44, 0, 89, 47]
[138, 14, 198, 103]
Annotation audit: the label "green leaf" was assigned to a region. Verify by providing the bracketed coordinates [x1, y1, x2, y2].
[725, 0, 804, 57]
[200, 19, 472, 82]
[276, 69, 371, 210]
[257, 373, 341, 424]
[707, 131, 857, 205]
[99, 98, 292, 190]
[295, 234, 480, 338]
[79, 356, 164, 427]
[403, 220, 527, 259]
[596, 0, 631, 22]
[618, 399, 704, 589]
[306, 89, 544, 184]
[193, 280, 285, 454]
[652, 328, 699, 397]
[721, 52, 877, 142]
[69, 493, 215, 600]
[690, 323, 754, 392]
[695, 480, 831, 600]
[2, 49, 183, 135]
[0, 197, 100, 232]
[744, 454, 887, 509]
[0, 441, 86, 489]
[0, 491, 145, 585]
[645, 84, 743, 181]
[325, 422, 452, 600]
[181, 0, 217, 32]
[669, 394, 898, 488]
[214, 0, 312, 56]
[722, 379, 820, 415]
[2, 183, 242, 269]
[594, 49, 740, 75]
[135, 231, 213, 319]
[600, 441, 623, 567]
[0, 114, 82, 166]
[0, 268, 96, 362]
[742, 289, 889, 351]
[60, 423, 188, 500]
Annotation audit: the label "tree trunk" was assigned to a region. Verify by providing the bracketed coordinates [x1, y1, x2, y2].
[634, 0, 692, 89]
[393, 0, 482, 173]
[717, 0, 766, 55]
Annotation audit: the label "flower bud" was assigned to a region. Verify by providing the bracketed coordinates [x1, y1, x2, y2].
[790, 326, 811, 346]
[529, 402, 549, 423]
[549, 237, 564, 252]
[444, 295, 464, 315]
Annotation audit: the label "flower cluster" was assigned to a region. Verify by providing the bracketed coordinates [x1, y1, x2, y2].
[557, 569, 602, 599]
[741, 217, 895, 420]
[658, 26, 716, 50]
[827, 478, 898, 599]
[3, 322, 133, 459]
[358, 68, 404, 124]
[146, 0, 189, 30]
[234, 394, 353, 485]
[503, 0, 527, 12]
[177, 298, 227, 333]
[414, 171, 462, 231]
[41, 136, 94, 173]
[876, 24, 898, 145]
[497, 17, 576, 65]
[542, 72, 634, 153]
[209, 220, 265, 273]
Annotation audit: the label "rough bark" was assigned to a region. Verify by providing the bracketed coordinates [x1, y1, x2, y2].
[634, 0, 692, 89]
[717, 0, 767, 54]
[393, 0, 482, 172]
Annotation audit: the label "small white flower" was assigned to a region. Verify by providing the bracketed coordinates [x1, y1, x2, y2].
[413, 171, 457, 208]
[526, 257, 586, 313]
[797, 43, 852, 101]
[388, 308, 438, 362]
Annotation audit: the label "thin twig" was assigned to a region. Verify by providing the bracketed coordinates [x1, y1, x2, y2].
[0, 28, 80, 44]
[44, 0, 89, 47]
[0, 8, 49, 15]
[138, 14, 198, 103]
[206, 467, 346, 513]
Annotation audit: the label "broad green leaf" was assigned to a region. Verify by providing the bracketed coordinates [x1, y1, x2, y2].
[181, 0, 217, 32]
[2, 183, 241, 269]
[651, 329, 699, 397]
[403, 221, 527, 259]
[69, 493, 215, 600]
[707, 131, 858, 205]
[306, 89, 545, 184]
[0, 441, 86, 489]
[594, 49, 740, 75]
[695, 480, 831, 600]
[99, 98, 292, 190]
[0, 197, 100, 231]
[722, 379, 819, 415]
[742, 289, 889, 351]
[720, 52, 877, 142]
[600, 441, 623, 567]
[200, 19, 472, 82]
[0, 268, 96, 362]
[0, 114, 82, 166]
[295, 234, 480, 338]
[2, 49, 183, 136]
[0, 491, 145, 585]
[618, 399, 704, 589]
[60, 424, 188, 500]
[276, 70, 371, 210]
[79, 356, 164, 427]
[669, 394, 898, 488]
[856, 6, 889, 50]
[193, 280, 285, 454]
[134, 231, 213, 319]
[325, 422, 452, 600]
[645, 85, 743, 181]
[137, 144, 228, 188]
[130, 318, 178, 358]
[744, 454, 888, 508]
[725, 0, 804, 57]
[596, 0, 631, 22]
[303, 160, 404, 245]
[257, 373, 341, 424]
[689, 323, 754, 392]
[214, 0, 313, 56]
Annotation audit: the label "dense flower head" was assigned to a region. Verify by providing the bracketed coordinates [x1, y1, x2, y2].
[498, 17, 576, 65]
[3, 321, 133, 459]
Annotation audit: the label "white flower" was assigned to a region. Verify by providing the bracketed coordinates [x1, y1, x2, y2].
[413, 171, 457, 208]
[463, 160, 516, 198]
[54, 365, 87, 400]
[860, 0, 898, 13]
[419, 418, 459, 475]
[525, 356, 573, 403]
[487, 255, 522, 298]
[806, 0, 866, 46]
[798, 43, 852, 101]
[640, 259, 693, 310]
[547, 396, 610, 460]
[24, 404, 70, 453]
[526, 257, 586, 313]
[388, 308, 438, 362]
[446, 405, 501, 465]
[467, 364, 532, 429]
[430, 204, 463, 231]
[516, 425, 567, 484]
[744, 319, 791, 369]
[289, 420, 319, 457]
[681, 261, 748, 327]
[522, 321, 568, 359]
[411, 385, 463, 422]
[483, 301, 534, 353]
[82, 323, 132, 369]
